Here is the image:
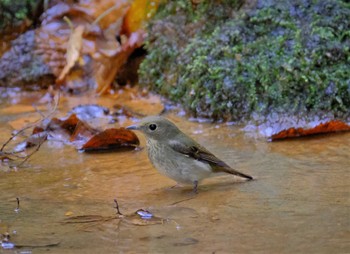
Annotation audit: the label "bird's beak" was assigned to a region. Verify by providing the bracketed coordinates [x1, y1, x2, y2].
[126, 125, 139, 130]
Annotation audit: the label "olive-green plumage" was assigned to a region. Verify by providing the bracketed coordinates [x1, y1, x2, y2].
[127, 116, 253, 192]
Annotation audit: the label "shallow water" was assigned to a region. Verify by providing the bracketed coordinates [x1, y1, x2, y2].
[0, 93, 349, 253]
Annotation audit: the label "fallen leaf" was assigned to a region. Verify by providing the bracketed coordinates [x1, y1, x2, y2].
[57, 25, 85, 82]
[48, 114, 80, 135]
[270, 120, 350, 141]
[32, 126, 45, 134]
[45, 114, 82, 143]
[81, 127, 139, 151]
[70, 120, 98, 142]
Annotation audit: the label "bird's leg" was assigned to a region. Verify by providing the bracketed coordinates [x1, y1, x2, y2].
[192, 180, 198, 194]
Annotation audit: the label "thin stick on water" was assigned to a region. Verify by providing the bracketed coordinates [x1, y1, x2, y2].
[14, 132, 48, 168]
[15, 197, 20, 212]
[114, 199, 123, 216]
[0, 92, 60, 153]
[93, 4, 122, 26]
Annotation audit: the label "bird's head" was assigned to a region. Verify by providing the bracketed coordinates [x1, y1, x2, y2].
[126, 116, 180, 140]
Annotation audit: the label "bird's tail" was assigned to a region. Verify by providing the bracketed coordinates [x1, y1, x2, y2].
[222, 167, 253, 180]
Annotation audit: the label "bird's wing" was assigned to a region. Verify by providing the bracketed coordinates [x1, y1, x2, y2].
[168, 138, 253, 180]
[168, 139, 230, 168]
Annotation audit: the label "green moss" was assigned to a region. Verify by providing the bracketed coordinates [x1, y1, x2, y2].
[139, 0, 350, 121]
[0, 0, 38, 31]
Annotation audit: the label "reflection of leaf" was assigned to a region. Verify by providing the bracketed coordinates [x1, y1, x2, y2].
[57, 25, 85, 82]
[81, 128, 139, 151]
[270, 120, 350, 141]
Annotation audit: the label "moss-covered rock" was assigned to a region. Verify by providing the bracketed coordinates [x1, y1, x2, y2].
[139, 0, 350, 121]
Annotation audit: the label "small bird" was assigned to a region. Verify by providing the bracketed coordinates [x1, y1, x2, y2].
[127, 116, 253, 193]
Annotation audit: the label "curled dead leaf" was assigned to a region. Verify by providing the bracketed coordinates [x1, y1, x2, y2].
[57, 25, 85, 83]
[81, 127, 139, 151]
[270, 120, 350, 141]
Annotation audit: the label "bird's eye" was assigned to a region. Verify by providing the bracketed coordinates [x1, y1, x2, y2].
[149, 123, 157, 131]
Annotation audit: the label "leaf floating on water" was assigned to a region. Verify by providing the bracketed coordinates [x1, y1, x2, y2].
[270, 120, 350, 141]
[32, 126, 45, 135]
[48, 114, 80, 135]
[81, 128, 139, 151]
[70, 120, 98, 143]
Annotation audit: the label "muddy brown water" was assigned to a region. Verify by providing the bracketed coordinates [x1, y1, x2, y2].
[0, 93, 349, 253]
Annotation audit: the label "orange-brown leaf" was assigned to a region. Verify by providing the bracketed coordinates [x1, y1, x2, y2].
[32, 126, 45, 135]
[48, 114, 80, 134]
[81, 127, 139, 151]
[270, 120, 350, 141]
[70, 120, 98, 142]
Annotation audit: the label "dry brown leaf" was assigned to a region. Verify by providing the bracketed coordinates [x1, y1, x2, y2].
[70, 120, 98, 142]
[57, 25, 85, 82]
[270, 120, 350, 141]
[81, 127, 139, 151]
[95, 30, 145, 94]
[0, 0, 155, 92]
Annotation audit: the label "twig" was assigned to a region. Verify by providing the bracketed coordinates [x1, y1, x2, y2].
[32, 104, 46, 118]
[63, 16, 74, 30]
[1, 92, 60, 167]
[114, 199, 123, 216]
[93, 4, 122, 26]
[14, 132, 48, 168]
[1, 126, 34, 152]
[169, 196, 196, 206]
[0, 92, 60, 153]
[15, 197, 20, 212]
